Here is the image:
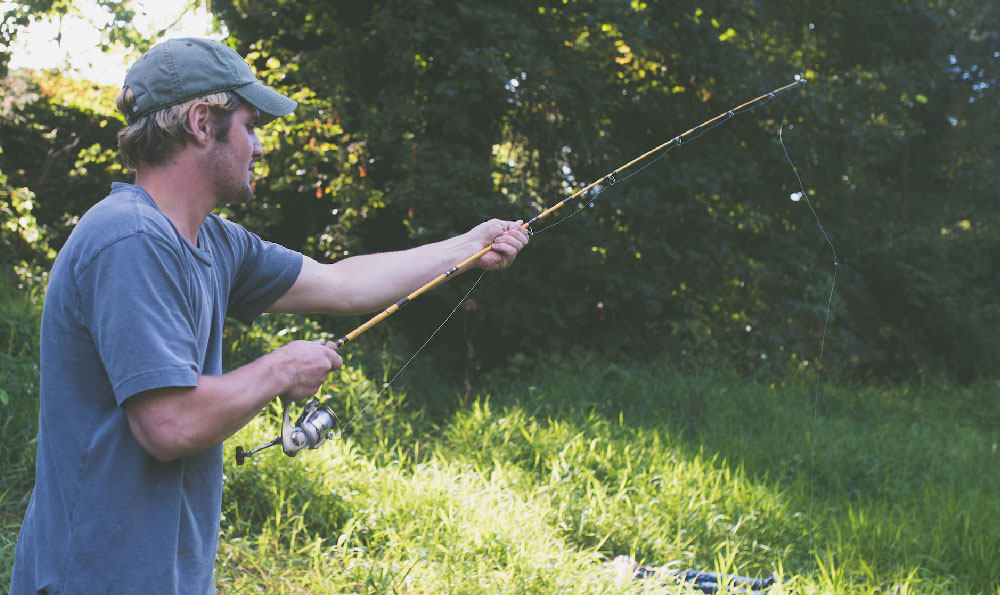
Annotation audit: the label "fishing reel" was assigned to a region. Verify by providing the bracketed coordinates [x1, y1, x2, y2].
[235, 397, 339, 465]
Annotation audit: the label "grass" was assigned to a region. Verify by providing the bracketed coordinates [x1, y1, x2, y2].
[0, 273, 41, 585]
[210, 348, 999, 594]
[2, 277, 998, 593]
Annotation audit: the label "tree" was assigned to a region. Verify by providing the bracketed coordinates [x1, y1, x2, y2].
[4, 0, 998, 380]
[209, 0, 998, 379]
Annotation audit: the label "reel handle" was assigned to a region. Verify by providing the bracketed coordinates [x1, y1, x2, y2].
[280, 396, 303, 455]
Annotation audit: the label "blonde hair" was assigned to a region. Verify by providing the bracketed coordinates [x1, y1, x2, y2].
[115, 87, 241, 171]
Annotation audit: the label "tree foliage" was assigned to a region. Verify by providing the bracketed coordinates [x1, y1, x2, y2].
[2, 0, 998, 381]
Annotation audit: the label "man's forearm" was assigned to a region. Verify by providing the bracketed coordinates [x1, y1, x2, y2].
[269, 219, 528, 317]
[324, 232, 483, 314]
[272, 231, 483, 316]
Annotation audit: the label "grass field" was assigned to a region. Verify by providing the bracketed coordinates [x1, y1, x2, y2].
[2, 282, 998, 593]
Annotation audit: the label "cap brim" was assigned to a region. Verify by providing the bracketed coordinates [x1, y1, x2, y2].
[233, 81, 297, 123]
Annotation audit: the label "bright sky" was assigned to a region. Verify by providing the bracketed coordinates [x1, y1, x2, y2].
[6, 0, 218, 86]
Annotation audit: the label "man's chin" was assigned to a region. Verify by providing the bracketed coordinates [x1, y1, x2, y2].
[221, 186, 254, 205]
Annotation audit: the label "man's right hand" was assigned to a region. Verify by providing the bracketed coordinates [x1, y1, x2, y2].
[273, 340, 342, 400]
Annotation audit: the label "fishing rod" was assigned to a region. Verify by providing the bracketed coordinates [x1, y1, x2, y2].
[235, 78, 808, 465]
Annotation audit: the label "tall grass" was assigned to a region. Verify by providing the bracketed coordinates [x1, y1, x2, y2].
[2, 282, 998, 593]
[0, 272, 41, 583]
[213, 345, 999, 594]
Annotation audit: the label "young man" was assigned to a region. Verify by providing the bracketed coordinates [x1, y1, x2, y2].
[10, 37, 528, 594]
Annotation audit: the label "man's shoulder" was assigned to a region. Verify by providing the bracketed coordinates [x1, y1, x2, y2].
[78, 183, 171, 236]
[61, 183, 181, 270]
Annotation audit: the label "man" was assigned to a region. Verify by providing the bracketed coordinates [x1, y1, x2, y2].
[10, 37, 528, 593]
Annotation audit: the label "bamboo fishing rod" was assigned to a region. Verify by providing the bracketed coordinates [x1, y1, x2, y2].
[333, 78, 806, 349]
[235, 78, 807, 464]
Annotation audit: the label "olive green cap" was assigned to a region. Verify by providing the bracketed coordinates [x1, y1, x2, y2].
[122, 37, 296, 122]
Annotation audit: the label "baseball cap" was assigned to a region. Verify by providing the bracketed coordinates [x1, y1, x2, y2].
[122, 37, 296, 123]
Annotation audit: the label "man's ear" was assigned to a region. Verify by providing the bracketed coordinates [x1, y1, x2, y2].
[187, 102, 214, 147]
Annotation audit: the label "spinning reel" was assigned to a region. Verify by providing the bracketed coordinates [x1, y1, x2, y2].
[235, 398, 339, 465]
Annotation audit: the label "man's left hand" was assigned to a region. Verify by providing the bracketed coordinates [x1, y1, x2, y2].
[470, 218, 530, 270]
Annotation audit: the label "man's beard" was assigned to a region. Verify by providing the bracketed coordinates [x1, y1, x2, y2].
[203, 142, 254, 204]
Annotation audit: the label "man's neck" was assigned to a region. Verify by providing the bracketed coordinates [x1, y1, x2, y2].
[134, 162, 215, 246]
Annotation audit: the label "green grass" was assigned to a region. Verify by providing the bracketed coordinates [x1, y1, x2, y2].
[0, 273, 41, 585]
[2, 280, 998, 593]
[210, 350, 999, 594]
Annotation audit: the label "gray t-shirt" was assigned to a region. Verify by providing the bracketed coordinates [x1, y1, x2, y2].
[11, 182, 303, 594]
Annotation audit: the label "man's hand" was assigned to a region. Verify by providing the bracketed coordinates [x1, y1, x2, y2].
[272, 340, 343, 400]
[469, 218, 530, 270]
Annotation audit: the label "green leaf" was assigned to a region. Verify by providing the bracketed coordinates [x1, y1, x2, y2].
[718, 27, 737, 42]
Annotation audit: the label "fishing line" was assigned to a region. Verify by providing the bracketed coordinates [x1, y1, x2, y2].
[237, 79, 835, 470]
[342, 83, 831, 436]
[321, 80, 806, 358]
[337, 84, 810, 433]
[778, 96, 839, 573]
[337, 266, 493, 433]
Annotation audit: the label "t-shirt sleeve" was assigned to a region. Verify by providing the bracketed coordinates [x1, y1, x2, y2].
[76, 233, 201, 405]
[226, 226, 303, 324]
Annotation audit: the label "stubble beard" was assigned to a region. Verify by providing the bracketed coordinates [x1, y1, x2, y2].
[204, 141, 254, 205]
